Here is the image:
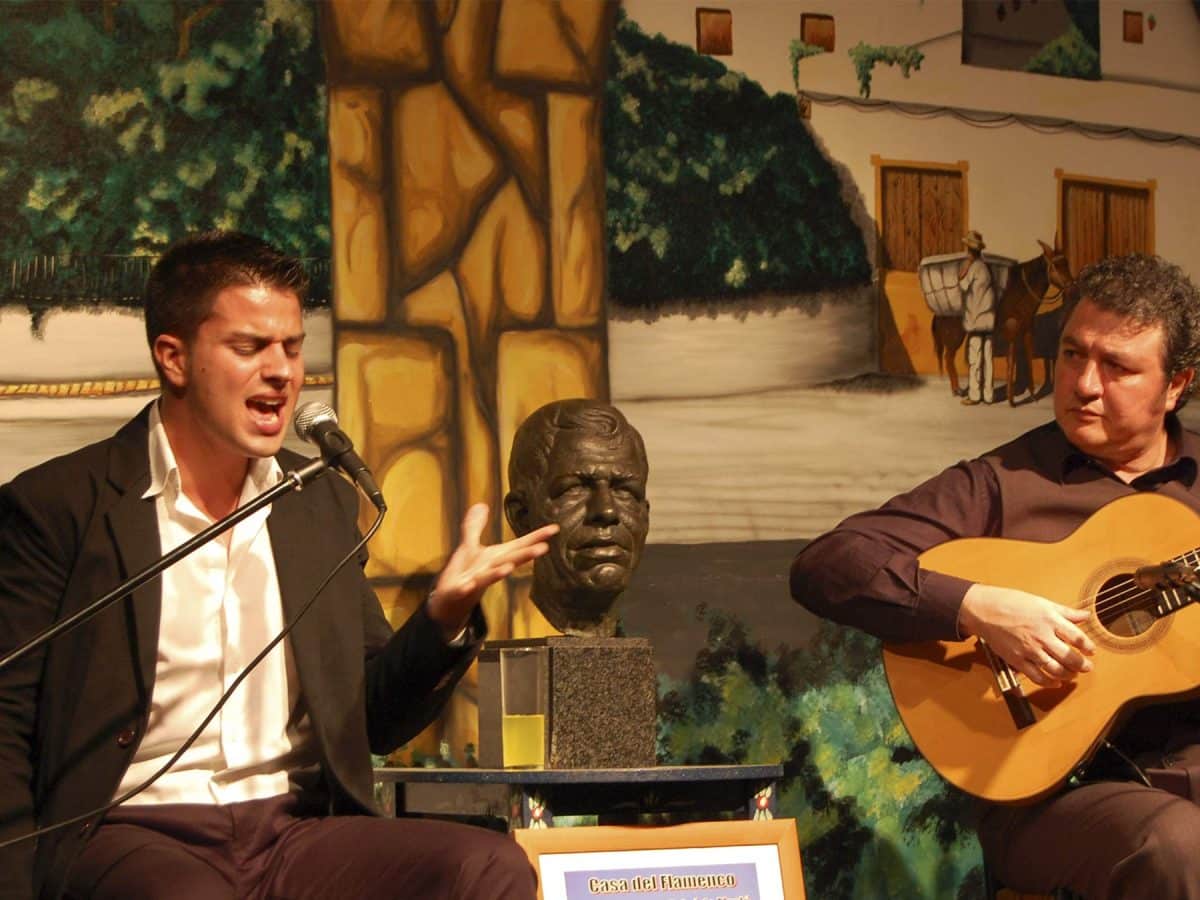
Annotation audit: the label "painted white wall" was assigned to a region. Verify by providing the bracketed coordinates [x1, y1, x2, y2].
[620, 0, 1200, 282]
[0, 307, 333, 382]
[609, 287, 875, 400]
[810, 101, 1200, 283]
[1101, 0, 1200, 90]
[621, 0, 1200, 133]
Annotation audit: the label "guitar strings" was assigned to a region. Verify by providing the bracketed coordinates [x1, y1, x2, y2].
[1037, 548, 1200, 633]
[1090, 553, 1200, 616]
[991, 549, 1200, 688]
[1079, 584, 1174, 625]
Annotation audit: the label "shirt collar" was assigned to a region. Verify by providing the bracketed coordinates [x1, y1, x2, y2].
[1059, 413, 1199, 488]
[143, 401, 283, 502]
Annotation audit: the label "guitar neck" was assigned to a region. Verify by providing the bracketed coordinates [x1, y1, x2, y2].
[1152, 547, 1200, 617]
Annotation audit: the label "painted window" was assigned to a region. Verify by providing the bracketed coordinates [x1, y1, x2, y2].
[1123, 10, 1144, 43]
[695, 8, 732, 55]
[960, 0, 1100, 80]
[801, 13, 835, 52]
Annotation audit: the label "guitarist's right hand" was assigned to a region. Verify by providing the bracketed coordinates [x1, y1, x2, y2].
[957, 584, 1095, 687]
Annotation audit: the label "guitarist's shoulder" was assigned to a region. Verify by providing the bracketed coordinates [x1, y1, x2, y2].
[978, 421, 1066, 470]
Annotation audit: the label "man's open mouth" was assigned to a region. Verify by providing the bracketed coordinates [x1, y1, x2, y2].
[248, 396, 288, 429]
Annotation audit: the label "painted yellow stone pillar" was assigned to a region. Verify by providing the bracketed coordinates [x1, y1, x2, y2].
[321, 0, 616, 763]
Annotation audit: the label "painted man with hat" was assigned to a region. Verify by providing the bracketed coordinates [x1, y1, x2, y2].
[958, 229, 996, 405]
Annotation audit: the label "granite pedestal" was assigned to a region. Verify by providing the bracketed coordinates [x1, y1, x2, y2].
[478, 636, 656, 769]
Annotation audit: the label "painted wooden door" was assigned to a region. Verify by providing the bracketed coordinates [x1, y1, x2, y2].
[1062, 179, 1153, 276]
[878, 165, 965, 374]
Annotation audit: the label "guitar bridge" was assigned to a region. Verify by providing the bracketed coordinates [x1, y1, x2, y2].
[978, 639, 1036, 730]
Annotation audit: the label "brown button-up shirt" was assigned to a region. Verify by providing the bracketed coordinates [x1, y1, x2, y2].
[790, 415, 1200, 757]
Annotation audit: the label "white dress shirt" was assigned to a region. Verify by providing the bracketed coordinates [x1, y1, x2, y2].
[115, 403, 315, 805]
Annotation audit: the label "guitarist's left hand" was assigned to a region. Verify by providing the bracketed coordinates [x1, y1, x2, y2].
[958, 583, 1095, 688]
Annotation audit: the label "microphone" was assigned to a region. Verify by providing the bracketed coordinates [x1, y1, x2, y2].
[1133, 561, 1197, 590]
[294, 401, 386, 510]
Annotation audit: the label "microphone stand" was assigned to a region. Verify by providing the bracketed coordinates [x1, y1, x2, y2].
[0, 457, 330, 674]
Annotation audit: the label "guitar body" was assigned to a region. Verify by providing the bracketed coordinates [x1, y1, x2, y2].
[882, 492, 1200, 804]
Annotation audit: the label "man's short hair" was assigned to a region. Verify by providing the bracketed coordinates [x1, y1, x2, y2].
[144, 231, 309, 352]
[508, 400, 647, 496]
[1069, 253, 1200, 405]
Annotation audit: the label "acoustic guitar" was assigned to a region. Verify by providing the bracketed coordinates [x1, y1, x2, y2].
[881, 492, 1200, 805]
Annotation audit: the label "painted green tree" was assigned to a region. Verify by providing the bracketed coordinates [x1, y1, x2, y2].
[605, 12, 869, 311]
[1024, 25, 1099, 80]
[0, 0, 328, 271]
[659, 606, 986, 899]
[1023, 0, 1101, 80]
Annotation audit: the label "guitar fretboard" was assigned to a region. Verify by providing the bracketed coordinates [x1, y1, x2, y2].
[1149, 547, 1200, 618]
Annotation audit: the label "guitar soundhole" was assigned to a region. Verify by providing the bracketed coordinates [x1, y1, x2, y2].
[1095, 574, 1157, 638]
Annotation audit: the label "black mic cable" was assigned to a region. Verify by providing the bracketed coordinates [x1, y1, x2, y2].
[0, 502, 385, 851]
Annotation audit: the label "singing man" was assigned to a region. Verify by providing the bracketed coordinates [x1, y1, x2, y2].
[0, 231, 556, 899]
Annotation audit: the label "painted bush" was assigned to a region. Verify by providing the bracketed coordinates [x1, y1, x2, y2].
[659, 608, 985, 899]
[604, 11, 870, 311]
[0, 0, 328, 263]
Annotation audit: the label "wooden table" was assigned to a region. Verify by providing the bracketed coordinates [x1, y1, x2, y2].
[374, 764, 784, 829]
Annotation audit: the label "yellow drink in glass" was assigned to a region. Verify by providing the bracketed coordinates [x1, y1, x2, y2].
[502, 714, 545, 768]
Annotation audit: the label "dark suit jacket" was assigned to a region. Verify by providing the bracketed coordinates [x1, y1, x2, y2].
[0, 407, 480, 899]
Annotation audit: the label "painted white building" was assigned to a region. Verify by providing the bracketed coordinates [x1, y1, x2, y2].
[622, 0, 1200, 374]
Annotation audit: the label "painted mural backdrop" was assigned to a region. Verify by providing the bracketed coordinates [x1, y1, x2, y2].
[610, 1, 1200, 898]
[5, 2, 1198, 898]
[0, 0, 334, 487]
[604, 11, 868, 310]
[604, 12, 983, 898]
[0, 0, 334, 443]
[316, 0, 615, 767]
[0, 3, 949, 896]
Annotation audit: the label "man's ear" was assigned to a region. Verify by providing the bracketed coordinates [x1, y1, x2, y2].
[1168, 367, 1195, 411]
[503, 490, 530, 536]
[153, 334, 188, 392]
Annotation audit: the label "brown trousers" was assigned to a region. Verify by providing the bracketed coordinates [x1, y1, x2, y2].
[979, 764, 1200, 899]
[64, 795, 536, 900]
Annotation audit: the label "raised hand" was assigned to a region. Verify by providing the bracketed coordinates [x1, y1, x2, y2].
[958, 583, 1095, 688]
[427, 503, 558, 638]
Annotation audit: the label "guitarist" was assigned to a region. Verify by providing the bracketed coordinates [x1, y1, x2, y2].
[792, 253, 1200, 899]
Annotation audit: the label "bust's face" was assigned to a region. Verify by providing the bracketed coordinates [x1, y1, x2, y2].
[528, 428, 649, 619]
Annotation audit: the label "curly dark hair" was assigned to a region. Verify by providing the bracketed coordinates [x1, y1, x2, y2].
[1067, 253, 1200, 406]
[144, 231, 309, 364]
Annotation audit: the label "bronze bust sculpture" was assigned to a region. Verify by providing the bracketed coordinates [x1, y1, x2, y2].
[504, 399, 650, 636]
